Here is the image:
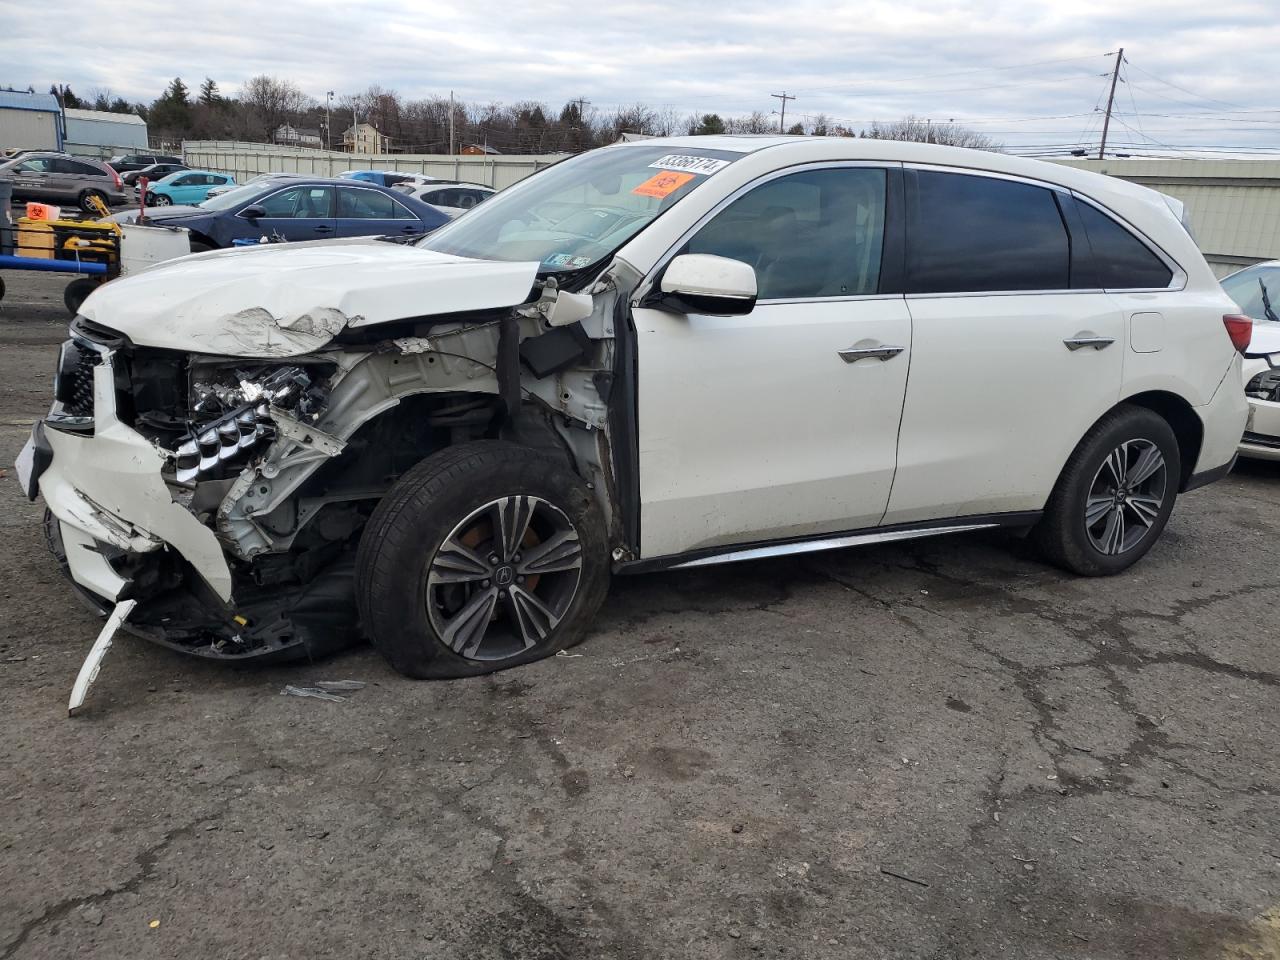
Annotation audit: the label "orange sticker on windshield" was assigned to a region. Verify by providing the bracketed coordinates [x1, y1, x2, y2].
[632, 170, 696, 199]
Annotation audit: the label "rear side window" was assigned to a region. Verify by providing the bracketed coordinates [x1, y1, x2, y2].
[1074, 202, 1173, 289]
[906, 171, 1070, 293]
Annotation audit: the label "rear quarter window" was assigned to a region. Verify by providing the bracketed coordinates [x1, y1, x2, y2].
[1074, 202, 1174, 289]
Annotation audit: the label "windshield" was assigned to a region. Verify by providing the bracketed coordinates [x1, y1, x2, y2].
[418, 145, 741, 273]
[1222, 264, 1280, 322]
[200, 183, 271, 211]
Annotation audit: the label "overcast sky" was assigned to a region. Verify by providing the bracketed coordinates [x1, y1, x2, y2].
[8, 0, 1280, 155]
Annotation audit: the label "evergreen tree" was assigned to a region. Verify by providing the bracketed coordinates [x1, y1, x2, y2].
[199, 77, 221, 106]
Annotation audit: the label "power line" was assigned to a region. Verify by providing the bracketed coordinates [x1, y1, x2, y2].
[799, 51, 1115, 94]
[1124, 60, 1251, 110]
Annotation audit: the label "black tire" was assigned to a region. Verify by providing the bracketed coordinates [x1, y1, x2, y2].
[1034, 405, 1180, 576]
[150, 194, 171, 207]
[78, 189, 106, 213]
[189, 240, 215, 254]
[355, 440, 610, 679]
[64, 277, 98, 315]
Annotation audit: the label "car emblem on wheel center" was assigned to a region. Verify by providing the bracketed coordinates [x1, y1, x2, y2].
[494, 565, 515, 587]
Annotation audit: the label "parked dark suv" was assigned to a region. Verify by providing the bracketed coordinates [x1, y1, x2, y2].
[121, 162, 189, 187]
[106, 153, 184, 174]
[0, 152, 128, 211]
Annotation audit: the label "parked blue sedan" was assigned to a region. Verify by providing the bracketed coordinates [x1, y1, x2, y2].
[110, 177, 450, 250]
[339, 169, 416, 188]
[145, 170, 236, 206]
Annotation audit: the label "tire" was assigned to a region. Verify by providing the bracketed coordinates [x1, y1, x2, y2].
[78, 189, 107, 213]
[355, 440, 610, 678]
[64, 277, 98, 315]
[150, 194, 172, 206]
[1034, 405, 1181, 576]
[188, 240, 215, 254]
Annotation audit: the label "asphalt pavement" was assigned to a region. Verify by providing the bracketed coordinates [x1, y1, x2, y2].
[1, 270, 1278, 960]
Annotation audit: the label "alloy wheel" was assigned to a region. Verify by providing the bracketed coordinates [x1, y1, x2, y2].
[426, 496, 583, 661]
[1084, 438, 1168, 556]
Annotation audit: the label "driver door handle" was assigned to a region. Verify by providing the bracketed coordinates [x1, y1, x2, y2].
[1063, 335, 1115, 351]
[838, 345, 905, 363]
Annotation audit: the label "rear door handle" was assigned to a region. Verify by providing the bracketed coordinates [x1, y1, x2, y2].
[838, 345, 905, 363]
[1063, 335, 1115, 351]
[314, 225, 334, 234]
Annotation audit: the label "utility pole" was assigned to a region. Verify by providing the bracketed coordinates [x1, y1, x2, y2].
[325, 91, 333, 151]
[771, 91, 796, 133]
[1098, 47, 1124, 161]
[449, 90, 456, 156]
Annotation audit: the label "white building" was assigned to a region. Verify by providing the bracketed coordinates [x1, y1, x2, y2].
[0, 89, 63, 151]
[64, 108, 148, 151]
[274, 123, 322, 147]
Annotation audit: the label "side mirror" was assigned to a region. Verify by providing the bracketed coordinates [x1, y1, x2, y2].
[240, 204, 265, 220]
[653, 253, 757, 316]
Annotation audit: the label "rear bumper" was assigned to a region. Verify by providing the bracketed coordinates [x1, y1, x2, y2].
[1186, 356, 1249, 486]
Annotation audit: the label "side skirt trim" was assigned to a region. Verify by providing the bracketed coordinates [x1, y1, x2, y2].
[616, 512, 1042, 575]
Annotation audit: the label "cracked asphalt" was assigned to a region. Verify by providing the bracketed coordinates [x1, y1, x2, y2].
[2, 271, 1279, 959]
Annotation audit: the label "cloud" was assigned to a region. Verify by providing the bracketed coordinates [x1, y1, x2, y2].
[6, 0, 1279, 151]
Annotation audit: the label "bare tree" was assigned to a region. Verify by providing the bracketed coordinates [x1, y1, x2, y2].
[865, 115, 1000, 151]
[238, 75, 310, 140]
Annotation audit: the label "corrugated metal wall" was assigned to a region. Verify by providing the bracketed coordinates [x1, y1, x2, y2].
[64, 116, 148, 149]
[1053, 158, 1280, 276]
[182, 140, 567, 190]
[0, 108, 60, 151]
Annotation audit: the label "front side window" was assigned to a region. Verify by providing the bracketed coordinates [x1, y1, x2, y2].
[258, 186, 334, 218]
[907, 171, 1070, 293]
[419, 144, 741, 274]
[1075, 202, 1174, 289]
[171, 174, 198, 186]
[683, 167, 887, 300]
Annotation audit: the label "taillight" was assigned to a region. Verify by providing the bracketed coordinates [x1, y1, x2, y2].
[110, 167, 122, 189]
[1223, 314, 1253, 354]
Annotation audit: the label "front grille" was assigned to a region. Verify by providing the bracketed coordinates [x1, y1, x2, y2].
[54, 339, 102, 420]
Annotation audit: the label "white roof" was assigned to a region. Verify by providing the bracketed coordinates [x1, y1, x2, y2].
[64, 107, 146, 126]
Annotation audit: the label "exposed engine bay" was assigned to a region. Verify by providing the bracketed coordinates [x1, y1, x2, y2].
[41, 267, 630, 666]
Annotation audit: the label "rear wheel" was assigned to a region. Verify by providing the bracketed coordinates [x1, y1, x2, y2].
[1034, 405, 1180, 576]
[356, 441, 610, 678]
[78, 189, 106, 213]
[188, 240, 215, 254]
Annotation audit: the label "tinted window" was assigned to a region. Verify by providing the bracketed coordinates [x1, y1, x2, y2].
[258, 186, 333, 218]
[906, 171, 1069, 293]
[1075, 202, 1173, 289]
[684, 167, 887, 300]
[17, 158, 54, 173]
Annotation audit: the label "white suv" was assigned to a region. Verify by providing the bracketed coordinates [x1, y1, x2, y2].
[17, 136, 1249, 681]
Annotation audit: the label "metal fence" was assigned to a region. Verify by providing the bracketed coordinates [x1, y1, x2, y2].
[180, 140, 568, 190]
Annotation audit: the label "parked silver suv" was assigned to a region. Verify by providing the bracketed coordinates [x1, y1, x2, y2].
[0, 152, 127, 211]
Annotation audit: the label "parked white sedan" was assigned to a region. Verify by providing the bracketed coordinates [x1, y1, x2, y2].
[393, 180, 495, 218]
[1222, 260, 1280, 460]
[19, 136, 1249, 683]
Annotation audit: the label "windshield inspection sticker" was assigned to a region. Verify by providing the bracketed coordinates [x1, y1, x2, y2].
[632, 170, 696, 199]
[544, 253, 594, 268]
[648, 154, 731, 175]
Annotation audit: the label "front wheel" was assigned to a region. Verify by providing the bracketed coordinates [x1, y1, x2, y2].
[1034, 405, 1181, 576]
[150, 193, 171, 206]
[355, 441, 610, 678]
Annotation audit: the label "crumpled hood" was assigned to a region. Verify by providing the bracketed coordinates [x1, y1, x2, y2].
[80, 240, 539, 356]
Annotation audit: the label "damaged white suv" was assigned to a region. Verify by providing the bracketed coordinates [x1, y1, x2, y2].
[17, 137, 1249, 680]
